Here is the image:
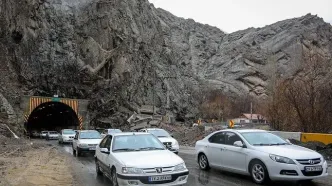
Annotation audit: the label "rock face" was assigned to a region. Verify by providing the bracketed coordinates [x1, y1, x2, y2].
[0, 0, 332, 127]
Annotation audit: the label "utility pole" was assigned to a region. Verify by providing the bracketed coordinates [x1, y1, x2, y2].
[250, 101, 253, 123]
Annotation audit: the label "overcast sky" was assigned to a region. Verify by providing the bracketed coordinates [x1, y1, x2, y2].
[149, 0, 332, 33]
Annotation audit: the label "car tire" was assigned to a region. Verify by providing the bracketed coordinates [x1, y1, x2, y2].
[72, 147, 76, 156]
[111, 167, 119, 186]
[76, 148, 81, 157]
[95, 160, 103, 175]
[249, 160, 270, 184]
[198, 153, 210, 170]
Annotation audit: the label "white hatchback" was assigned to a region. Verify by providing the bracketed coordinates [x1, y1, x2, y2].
[195, 129, 328, 184]
[95, 132, 189, 186]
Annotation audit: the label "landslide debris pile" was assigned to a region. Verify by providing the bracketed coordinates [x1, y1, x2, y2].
[289, 139, 332, 161]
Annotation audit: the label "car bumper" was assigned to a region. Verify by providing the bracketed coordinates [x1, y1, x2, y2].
[61, 138, 74, 143]
[77, 147, 96, 152]
[267, 159, 328, 181]
[116, 170, 189, 186]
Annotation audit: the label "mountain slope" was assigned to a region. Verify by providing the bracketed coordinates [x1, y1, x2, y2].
[0, 0, 332, 127]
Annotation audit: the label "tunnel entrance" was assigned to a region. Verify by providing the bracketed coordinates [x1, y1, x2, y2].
[26, 102, 79, 132]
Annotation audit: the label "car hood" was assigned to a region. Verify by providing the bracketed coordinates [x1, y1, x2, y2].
[78, 139, 102, 144]
[254, 145, 322, 159]
[157, 137, 178, 144]
[113, 150, 184, 168]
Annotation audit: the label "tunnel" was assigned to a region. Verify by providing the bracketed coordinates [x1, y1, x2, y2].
[26, 101, 79, 132]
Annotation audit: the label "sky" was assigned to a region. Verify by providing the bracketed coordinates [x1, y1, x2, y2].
[149, 0, 332, 33]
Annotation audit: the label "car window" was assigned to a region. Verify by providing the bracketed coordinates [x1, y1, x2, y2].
[241, 132, 288, 146]
[208, 132, 225, 144]
[225, 132, 243, 146]
[104, 136, 112, 150]
[79, 131, 101, 139]
[99, 136, 108, 148]
[112, 134, 165, 152]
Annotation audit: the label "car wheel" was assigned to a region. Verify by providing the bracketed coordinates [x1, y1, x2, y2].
[198, 153, 210, 170]
[111, 167, 119, 186]
[76, 148, 81, 157]
[95, 160, 103, 175]
[250, 160, 270, 184]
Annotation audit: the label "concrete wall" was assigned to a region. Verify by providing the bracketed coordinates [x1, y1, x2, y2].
[269, 131, 302, 141]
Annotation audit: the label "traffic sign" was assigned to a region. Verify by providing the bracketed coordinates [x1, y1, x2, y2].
[229, 120, 234, 128]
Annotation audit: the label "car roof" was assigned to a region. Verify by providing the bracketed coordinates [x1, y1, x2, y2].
[145, 128, 165, 131]
[214, 129, 267, 133]
[110, 132, 151, 136]
[79, 130, 99, 133]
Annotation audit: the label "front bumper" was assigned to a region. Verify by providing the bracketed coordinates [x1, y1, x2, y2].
[116, 170, 189, 186]
[61, 137, 74, 143]
[267, 158, 328, 181]
[77, 147, 97, 152]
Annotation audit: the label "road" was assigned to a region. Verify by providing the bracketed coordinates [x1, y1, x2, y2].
[48, 141, 332, 186]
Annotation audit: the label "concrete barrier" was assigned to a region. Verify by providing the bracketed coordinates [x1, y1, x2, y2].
[269, 131, 301, 141]
[301, 133, 332, 145]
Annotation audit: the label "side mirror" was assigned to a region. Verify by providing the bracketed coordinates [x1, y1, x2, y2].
[234, 141, 244, 148]
[100, 148, 110, 154]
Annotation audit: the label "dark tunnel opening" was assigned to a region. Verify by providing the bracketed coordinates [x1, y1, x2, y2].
[26, 102, 79, 132]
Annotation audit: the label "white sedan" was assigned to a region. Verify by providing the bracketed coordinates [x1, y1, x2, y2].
[95, 132, 189, 186]
[195, 129, 328, 184]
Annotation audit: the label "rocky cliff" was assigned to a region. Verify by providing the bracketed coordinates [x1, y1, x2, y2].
[0, 0, 332, 128]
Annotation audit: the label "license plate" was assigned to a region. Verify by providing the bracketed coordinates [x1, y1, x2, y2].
[305, 166, 323, 172]
[89, 147, 96, 150]
[149, 175, 172, 182]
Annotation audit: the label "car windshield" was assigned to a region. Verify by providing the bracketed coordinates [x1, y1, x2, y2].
[79, 131, 101, 139]
[42, 131, 48, 134]
[63, 130, 75, 134]
[49, 132, 58, 134]
[108, 129, 122, 133]
[112, 134, 165, 152]
[147, 129, 170, 137]
[241, 132, 289, 146]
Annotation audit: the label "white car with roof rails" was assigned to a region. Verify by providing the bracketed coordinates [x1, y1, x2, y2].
[95, 132, 189, 186]
[195, 129, 328, 184]
[72, 130, 103, 157]
[140, 128, 180, 154]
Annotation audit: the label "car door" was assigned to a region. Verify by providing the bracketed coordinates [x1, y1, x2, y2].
[96, 136, 109, 164]
[98, 135, 113, 173]
[206, 132, 226, 167]
[222, 132, 248, 172]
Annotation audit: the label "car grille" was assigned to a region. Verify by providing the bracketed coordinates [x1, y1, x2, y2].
[88, 144, 97, 147]
[301, 170, 323, 176]
[142, 166, 174, 174]
[296, 158, 321, 165]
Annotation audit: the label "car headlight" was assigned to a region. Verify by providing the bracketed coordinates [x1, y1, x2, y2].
[269, 154, 295, 164]
[78, 143, 88, 147]
[122, 167, 144, 174]
[174, 163, 187, 171]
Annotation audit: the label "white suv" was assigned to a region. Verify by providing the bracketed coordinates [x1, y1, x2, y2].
[140, 128, 180, 154]
[95, 132, 189, 186]
[72, 130, 102, 157]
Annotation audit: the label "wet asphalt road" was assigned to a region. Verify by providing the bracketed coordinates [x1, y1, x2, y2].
[49, 141, 332, 186]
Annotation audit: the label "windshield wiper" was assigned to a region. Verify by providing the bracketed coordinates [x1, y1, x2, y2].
[253, 143, 272, 146]
[139, 147, 164, 151]
[113, 148, 138, 152]
[271, 143, 289, 146]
